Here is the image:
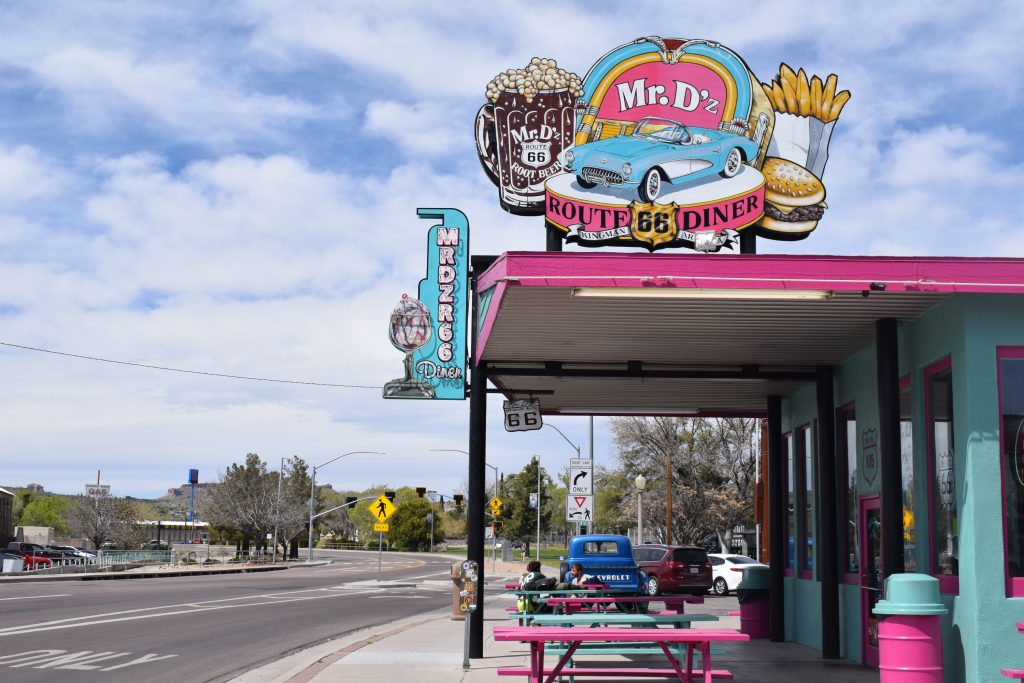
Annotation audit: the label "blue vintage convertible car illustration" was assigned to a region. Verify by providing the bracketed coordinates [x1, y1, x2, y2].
[561, 117, 760, 202]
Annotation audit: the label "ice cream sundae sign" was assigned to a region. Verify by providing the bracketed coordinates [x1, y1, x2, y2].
[476, 37, 850, 251]
[383, 209, 469, 400]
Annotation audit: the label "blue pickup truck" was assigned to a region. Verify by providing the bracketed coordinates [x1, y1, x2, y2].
[560, 534, 646, 594]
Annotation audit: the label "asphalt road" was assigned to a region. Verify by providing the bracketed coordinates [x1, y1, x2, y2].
[0, 550, 468, 682]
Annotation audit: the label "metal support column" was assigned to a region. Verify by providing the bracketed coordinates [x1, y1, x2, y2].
[545, 225, 564, 252]
[816, 366, 840, 659]
[467, 272, 488, 659]
[876, 318, 905, 576]
[767, 394, 785, 642]
[740, 229, 757, 254]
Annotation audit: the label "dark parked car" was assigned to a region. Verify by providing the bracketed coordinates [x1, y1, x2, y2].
[632, 544, 712, 596]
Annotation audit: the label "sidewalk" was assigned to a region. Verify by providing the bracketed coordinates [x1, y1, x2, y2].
[232, 566, 878, 683]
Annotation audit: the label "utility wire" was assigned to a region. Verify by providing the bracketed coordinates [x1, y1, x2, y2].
[0, 341, 381, 389]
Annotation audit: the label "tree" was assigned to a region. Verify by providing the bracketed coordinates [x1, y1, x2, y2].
[19, 495, 70, 535]
[68, 496, 144, 549]
[388, 497, 440, 551]
[502, 457, 552, 556]
[610, 417, 758, 548]
[273, 456, 313, 558]
[201, 453, 277, 554]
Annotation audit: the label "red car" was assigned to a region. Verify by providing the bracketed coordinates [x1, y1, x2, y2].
[4, 544, 54, 570]
[633, 544, 712, 596]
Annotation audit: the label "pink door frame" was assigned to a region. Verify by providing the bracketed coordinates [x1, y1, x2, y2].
[860, 494, 882, 667]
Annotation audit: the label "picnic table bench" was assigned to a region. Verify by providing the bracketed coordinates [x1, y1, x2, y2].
[530, 613, 719, 628]
[495, 625, 747, 683]
[545, 595, 702, 615]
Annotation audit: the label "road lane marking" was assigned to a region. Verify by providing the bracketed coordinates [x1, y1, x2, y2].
[0, 589, 384, 636]
[0, 595, 72, 601]
[0, 649, 175, 671]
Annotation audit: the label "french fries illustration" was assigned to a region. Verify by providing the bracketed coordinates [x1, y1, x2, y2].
[762, 64, 850, 122]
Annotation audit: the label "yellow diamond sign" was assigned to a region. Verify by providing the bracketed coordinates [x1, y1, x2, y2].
[369, 494, 396, 521]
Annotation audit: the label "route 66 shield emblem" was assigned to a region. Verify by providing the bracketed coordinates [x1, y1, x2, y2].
[521, 141, 550, 168]
[629, 201, 679, 249]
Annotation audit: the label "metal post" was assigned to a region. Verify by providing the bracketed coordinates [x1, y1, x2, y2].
[468, 262, 488, 659]
[767, 395, 785, 642]
[877, 318, 905, 577]
[536, 455, 541, 561]
[307, 469, 316, 562]
[377, 531, 383, 581]
[817, 366, 840, 659]
[273, 457, 283, 563]
[189, 482, 196, 544]
[637, 491, 643, 545]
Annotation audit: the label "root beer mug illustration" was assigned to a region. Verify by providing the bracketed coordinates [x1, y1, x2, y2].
[476, 58, 583, 215]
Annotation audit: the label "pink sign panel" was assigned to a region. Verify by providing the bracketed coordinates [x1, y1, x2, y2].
[597, 62, 728, 129]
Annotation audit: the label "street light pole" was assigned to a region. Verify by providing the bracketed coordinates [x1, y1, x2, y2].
[635, 473, 646, 545]
[273, 457, 284, 563]
[307, 451, 384, 562]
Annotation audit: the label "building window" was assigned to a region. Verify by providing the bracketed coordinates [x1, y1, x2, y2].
[900, 378, 916, 572]
[798, 424, 814, 576]
[999, 348, 1024, 597]
[786, 432, 795, 572]
[838, 405, 858, 579]
[926, 359, 957, 592]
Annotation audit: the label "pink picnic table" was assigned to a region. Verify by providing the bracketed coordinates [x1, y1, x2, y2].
[495, 625, 745, 683]
[544, 595, 703, 614]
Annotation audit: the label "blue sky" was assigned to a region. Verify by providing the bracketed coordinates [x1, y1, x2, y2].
[1, 1, 1022, 499]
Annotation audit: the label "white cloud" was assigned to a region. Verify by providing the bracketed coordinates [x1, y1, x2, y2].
[363, 100, 463, 157]
[0, 145, 68, 207]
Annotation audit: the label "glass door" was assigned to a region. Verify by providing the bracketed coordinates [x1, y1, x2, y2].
[860, 495, 882, 667]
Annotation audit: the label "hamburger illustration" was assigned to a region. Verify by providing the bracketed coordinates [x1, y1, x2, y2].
[758, 157, 826, 239]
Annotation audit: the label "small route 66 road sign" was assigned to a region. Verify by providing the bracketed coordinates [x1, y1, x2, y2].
[504, 398, 542, 432]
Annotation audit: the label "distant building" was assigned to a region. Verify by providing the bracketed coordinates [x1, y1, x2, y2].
[0, 487, 13, 547]
[165, 482, 215, 498]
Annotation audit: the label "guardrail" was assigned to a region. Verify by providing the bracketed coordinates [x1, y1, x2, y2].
[98, 550, 173, 566]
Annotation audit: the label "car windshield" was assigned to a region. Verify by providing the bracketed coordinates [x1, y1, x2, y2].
[726, 555, 759, 564]
[633, 118, 689, 143]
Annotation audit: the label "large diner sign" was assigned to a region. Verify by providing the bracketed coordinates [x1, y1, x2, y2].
[476, 37, 850, 251]
[383, 209, 469, 400]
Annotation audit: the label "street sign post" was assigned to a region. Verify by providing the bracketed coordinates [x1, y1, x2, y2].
[503, 399, 542, 432]
[566, 495, 593, 523]
[368, 493, 397, 580]
[569, 458, 593, 495]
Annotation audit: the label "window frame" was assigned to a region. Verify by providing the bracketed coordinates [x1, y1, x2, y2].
[925, 356, 958, 595]
[797, 422, 815, 579]
[998, 346, 1024, 598]
[837, 402, 858, 584]
[785, 431, 795, 576]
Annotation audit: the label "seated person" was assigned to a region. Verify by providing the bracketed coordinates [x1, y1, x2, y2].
[556, 562, 595, 589]
[519, 559, 545, 589]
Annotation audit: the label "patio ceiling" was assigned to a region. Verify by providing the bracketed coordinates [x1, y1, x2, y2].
[474, 252, 1023, 415]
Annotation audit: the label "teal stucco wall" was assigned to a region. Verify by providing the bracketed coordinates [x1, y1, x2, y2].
[780, 293, 1024, 682]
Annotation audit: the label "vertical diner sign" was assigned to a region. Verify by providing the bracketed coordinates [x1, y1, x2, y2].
[410, 208, 469, 400]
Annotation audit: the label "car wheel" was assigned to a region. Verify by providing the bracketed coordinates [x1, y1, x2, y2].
[713, 577, 729, 596]
[720, 148, 743, 178]
[638, 168, 662, 202]
[576, 175, 597, 189]
[646, 575, 661, 596]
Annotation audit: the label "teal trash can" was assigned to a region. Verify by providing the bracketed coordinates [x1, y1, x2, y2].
[873, 574, 948, 683]
[736, 566, 769, 638]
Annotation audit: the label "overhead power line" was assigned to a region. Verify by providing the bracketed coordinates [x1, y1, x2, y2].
[0, 341, 381, 389]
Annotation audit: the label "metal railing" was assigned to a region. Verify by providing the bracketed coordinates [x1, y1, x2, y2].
[98, 550, 173, 566]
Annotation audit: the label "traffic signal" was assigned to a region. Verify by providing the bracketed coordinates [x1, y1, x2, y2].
[385, 491, 396, 502]
[345, 496, 357, 507]
[579, 523, 589, 534]
[453, 494, 464, 509]
[416, 487, 427, 498]
[492, 521, 503, 533]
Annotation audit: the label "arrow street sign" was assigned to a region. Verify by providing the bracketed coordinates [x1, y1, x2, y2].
[569, 458, 593, 496]
[566, 494, 593, 522]
[369, 493, 396, 521]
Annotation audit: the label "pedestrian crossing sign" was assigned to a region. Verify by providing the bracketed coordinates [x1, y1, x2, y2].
[369, 493, 396, 521]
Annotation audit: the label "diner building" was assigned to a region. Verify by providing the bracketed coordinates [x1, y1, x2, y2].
[468, 250, 1024, 681]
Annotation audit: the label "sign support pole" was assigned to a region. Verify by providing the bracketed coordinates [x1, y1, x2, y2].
[378, 531, 383, 582]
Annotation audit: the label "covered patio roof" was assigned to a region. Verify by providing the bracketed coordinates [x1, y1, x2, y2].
[475, 252, 1023, 415]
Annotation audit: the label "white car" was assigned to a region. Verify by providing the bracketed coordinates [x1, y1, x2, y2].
[708, 553, 766, 596]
